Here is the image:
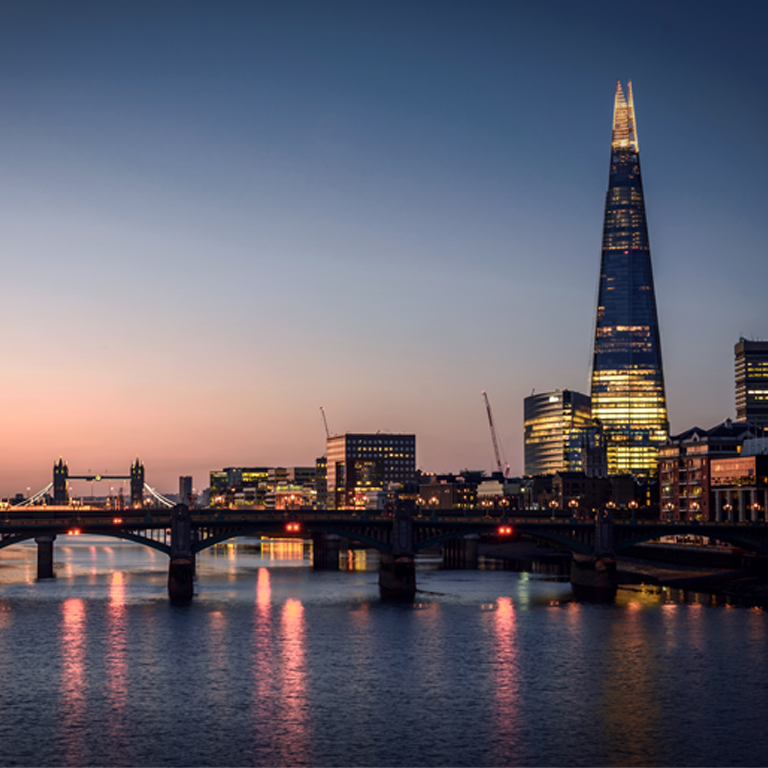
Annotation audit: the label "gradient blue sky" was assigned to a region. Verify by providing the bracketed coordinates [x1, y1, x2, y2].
[0, 0, 766, 495]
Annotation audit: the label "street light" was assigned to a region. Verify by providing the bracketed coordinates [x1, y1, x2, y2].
[629, 499, 638, 522]
[690, 500, 700, 522]
[723, 502, 733, 522]
[549, 499, 558, 520]
[568, 498, 579, 519]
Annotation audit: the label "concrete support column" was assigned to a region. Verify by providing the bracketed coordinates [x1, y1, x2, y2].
[750, 489, 758, 522]
[714, 491, 723, 523]
[442, 537, 479, 569]
[463, 535, 480, 570]
[569, 509, 617, 602]
[168, 503, 194, 602]
[311, 532, 341, 570]
[739, 491, 747, 523]
[379, 504, 416, 599]
[35, 535, 56, 580]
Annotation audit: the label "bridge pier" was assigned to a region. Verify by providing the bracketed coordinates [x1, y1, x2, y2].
[168, 504, 194, 603]
[311, 532, 341, 570]
[35, 535, 56, 580]
[569, 509, 617, 601]
[379, 505, 416, 599]
[442, 535, 480, 569]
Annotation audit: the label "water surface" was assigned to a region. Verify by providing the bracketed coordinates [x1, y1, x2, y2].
[0, 537, 766, 767]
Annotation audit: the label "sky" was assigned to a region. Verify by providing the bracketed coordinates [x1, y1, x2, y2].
[0, 0, 767, 496]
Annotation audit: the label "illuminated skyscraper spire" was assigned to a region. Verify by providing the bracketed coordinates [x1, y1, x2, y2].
[590, 81, 668, 477]
[611, 80, 638, 152]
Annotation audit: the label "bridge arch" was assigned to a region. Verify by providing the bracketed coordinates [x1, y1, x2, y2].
[193, 521, 392, 554]
[0, 530, 171, 556]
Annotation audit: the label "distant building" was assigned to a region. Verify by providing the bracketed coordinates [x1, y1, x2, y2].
[418, 473, 483, 512]
[524, 390, 599, 475]
[179, 476, 193, 506]
[315, 456, 328, 509]
[209, 466, 315, 508]
[326, 433, 416, 509]
[552, 473, 610, 515]
[659, 419, 763, 521]
[735, 338, 768, 429]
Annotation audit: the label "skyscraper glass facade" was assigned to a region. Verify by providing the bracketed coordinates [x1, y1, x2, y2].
[524, 390, 594, 475]
[590, 82, 668, 477]
[735, 338, 768, 429]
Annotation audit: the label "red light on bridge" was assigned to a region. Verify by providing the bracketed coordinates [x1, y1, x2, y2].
[68, 528, 82, 536]
[285, 522, 301, 533]
[112, 517, 123, 524]
[497, 526, 513, 536]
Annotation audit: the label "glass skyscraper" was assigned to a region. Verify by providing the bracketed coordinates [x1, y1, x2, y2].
[590, 82, 668, 477]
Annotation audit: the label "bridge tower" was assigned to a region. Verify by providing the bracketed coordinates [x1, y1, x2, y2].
[53, 458, 69, 505]
[130, 459, 144, 508]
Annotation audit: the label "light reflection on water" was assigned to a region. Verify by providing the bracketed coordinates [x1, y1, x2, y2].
[59, 598, 87, 766]
[0, 539, 766, 766]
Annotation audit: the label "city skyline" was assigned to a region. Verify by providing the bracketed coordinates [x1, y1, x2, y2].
[1, 1, 767, 495]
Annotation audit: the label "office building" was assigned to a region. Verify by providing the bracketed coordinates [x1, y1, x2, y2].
[590, 81, 668, 477]
[209, 466, 315, 507]
[326, 433, 416, 509]
[735, 338, 768, 428]
[524, 390, 597, 475]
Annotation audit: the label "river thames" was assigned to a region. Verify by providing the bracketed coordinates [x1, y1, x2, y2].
[0, 537, 767, 767]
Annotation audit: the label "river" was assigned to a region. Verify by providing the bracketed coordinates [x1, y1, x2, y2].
[0, 536, 766, 767]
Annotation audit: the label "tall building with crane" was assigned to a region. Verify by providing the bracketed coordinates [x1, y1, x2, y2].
[590, 81, 668, 477]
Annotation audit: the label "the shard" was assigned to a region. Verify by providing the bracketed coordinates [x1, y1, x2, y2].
[590, 81, 668, 477]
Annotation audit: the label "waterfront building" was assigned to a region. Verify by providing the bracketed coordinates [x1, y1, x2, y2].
[418, 473, 482, 512]
[326, 433, 416, 509]
[552, 472, 610, 515]
[735, 338, 768, 429]
[209, 466, 316, 507]
[710, 452, 768, 523]
[590, 81, 668, 477]
[524, 390, 598, 475]
[659, 419, 763, 521]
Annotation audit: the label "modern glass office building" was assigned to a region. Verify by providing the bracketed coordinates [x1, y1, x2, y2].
[524, 390, 596, 476]
[735, 338, 768, 429]
[590, 82, 668, 477]
[326, 433, 416, 508]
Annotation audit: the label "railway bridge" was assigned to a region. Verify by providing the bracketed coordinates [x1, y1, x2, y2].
[2, 505, 768, 601]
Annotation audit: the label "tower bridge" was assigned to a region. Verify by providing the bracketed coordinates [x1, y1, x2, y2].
[10, 458, 175, 509]
[2, 505, 768, 602]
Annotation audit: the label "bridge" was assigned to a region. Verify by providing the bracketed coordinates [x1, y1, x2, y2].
[11, 458, 175, 509]
[2, 506, 768, 601]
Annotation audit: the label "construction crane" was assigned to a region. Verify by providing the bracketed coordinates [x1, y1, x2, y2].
[320, 406, 330, 439]
[481, 391, 510, 478]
